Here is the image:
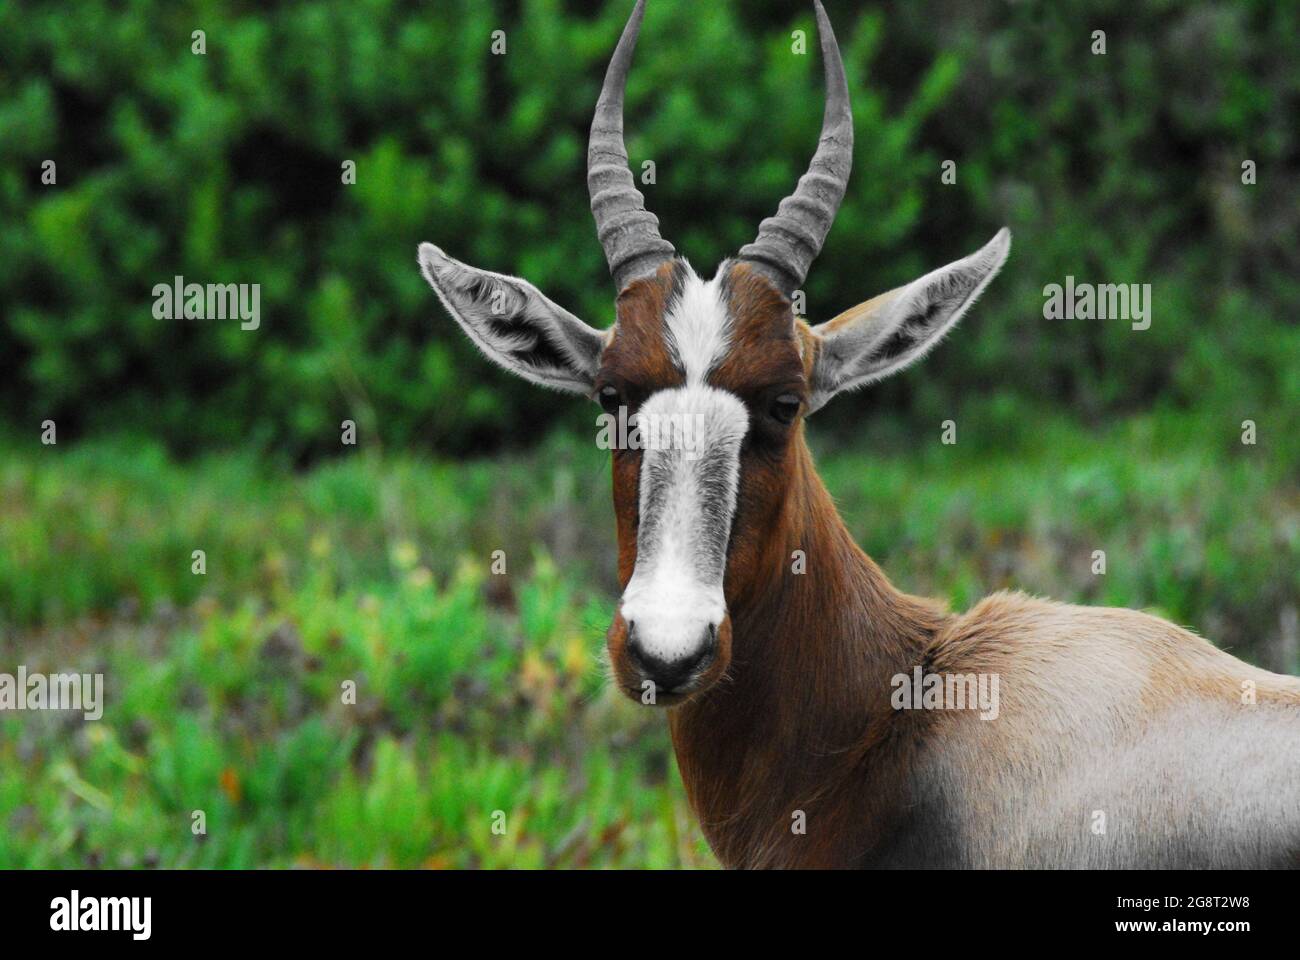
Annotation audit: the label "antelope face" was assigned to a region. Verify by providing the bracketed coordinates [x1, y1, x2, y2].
[595, 259, 805, 703]
[418, 0, 1009, 707]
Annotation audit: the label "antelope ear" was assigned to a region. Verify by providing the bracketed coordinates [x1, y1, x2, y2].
[808, 229, 1010, 413]
[419, 243, 605, 394]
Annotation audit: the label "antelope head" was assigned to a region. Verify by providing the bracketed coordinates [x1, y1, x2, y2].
[419, 0, 1009, 706]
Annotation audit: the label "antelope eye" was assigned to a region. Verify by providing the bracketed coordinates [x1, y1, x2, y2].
[769, 393, 801, 425]
[597, 384, 623, 415]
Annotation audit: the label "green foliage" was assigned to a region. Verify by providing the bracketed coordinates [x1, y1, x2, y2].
[1, 414, 1296, 867]
[0, 440, 703, 866]
[2, 0, 1295, 455]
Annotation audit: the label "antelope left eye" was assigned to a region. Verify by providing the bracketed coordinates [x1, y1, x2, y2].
[770, 394, 801, 424]
[597, 385, 623, 415]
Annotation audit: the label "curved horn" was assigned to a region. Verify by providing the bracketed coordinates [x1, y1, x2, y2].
[588, 0, 675, 292]
[738, 0, 854, 295]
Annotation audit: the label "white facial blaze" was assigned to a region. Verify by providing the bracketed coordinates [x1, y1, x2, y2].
[619, 266, 749, 665]
[621, 385, 748, 662]
[664, 266, 733, 386]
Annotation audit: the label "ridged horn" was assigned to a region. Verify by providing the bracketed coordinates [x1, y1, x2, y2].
[738, 0, 854, 295]
[587, 0, 675, 292]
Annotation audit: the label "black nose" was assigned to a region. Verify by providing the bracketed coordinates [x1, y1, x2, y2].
[626, 622, 716, 692]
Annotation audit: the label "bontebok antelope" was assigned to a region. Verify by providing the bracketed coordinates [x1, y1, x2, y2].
[420, 0, 1300, 868]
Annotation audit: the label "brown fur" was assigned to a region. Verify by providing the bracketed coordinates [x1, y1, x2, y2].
[600, 261, 947, 865]
[598, 261, 1300, 869]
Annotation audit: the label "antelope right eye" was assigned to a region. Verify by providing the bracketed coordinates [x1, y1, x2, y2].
[770, 393, 801, 425]
[597, 385, 622, 414]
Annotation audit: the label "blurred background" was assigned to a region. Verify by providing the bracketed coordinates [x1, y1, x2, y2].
[0, 0, 1296, 867]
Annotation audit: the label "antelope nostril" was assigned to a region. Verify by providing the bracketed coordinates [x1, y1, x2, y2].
[625, 636, 652, 674]
[626, 625, 717, 692]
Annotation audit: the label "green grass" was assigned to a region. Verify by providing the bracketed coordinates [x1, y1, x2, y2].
[0, 409, 1296, 867]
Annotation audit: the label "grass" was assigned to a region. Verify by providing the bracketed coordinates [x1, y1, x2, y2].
[0, 408, 1296, 867]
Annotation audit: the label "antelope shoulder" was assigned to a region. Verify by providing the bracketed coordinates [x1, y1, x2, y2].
[894, 592, 1300, 867]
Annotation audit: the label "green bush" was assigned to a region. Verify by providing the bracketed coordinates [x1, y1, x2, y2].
[2, 0, 1295, 457]
[1, 416, 1295, 866]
